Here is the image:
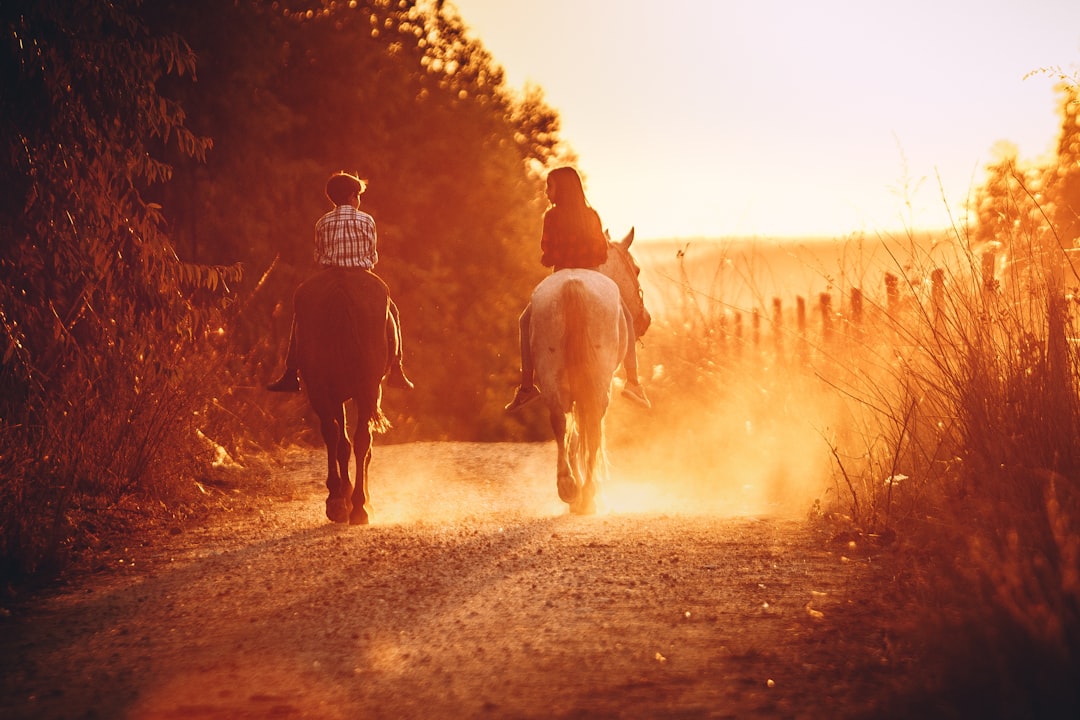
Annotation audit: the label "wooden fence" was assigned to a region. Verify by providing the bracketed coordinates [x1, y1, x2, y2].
[702, 269, 950, 360]
[699, 248, 1075, 367]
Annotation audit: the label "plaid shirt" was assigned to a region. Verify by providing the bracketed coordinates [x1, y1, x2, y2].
[314, 205, 378, 269]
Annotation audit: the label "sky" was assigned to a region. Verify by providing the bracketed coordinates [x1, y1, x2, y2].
[448, 0, 1080, 241]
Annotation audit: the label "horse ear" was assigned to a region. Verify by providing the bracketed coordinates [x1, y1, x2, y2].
[619, 227, 635, 249]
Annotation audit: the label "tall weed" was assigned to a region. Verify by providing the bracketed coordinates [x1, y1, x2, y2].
[638, 210, 1080, 714]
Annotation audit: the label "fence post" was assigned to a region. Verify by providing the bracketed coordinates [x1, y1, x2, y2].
[820, 292, 833, 345]
[883, 273, 900, 344]
[752, 308, 761, 350]
[885, 273, 899, 317]
[796, 295, 807, 363]
[850, 287, 863, 342]
[981, 250, 997, 294]
[772, 297, 783, 355]
[733, 311, 743, 359]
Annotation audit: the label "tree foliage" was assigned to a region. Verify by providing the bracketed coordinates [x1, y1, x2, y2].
[971, 83, 1080, 276]
[0, 0, 245, 575]
[144, 0, 567, 441]
[1, 0, 570, 576]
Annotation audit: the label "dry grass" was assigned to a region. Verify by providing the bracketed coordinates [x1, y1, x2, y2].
[632, 222, 1080, 716]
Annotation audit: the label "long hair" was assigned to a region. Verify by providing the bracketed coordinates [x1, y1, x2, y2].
[546, 166, 600, 245]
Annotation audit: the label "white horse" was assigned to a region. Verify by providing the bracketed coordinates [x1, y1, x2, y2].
[529, 228, 651, 514]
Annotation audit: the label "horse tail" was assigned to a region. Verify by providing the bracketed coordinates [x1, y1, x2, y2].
[561, 279, 606, 478]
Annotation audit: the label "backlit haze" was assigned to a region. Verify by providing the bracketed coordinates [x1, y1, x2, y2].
[450, 0, 1080, 241]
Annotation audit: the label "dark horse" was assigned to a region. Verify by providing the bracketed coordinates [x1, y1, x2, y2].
[293, 268, 391, 525]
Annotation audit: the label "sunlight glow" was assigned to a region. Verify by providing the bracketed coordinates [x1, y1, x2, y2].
[451, 0, 1080, 240]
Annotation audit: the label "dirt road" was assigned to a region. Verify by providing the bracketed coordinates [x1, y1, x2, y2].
[1, 442, 907, 719]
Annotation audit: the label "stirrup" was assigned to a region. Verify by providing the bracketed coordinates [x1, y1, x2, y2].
[266, 373, 301, 393]
[504, 385, 540, 412]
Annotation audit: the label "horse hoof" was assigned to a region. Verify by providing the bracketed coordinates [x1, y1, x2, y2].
[557, 474, 579, 504]
[350, 503, 371, 525]
[570, 497, 597, 516]
[326, 499, 350, 524]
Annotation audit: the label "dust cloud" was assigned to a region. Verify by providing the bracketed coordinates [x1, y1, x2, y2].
[351, 368, 837, 524]
[603, 371, 837, 520]
[363, 441, 568, 525]
[357, 377, 835, 525]
[354, 240, 871, 524]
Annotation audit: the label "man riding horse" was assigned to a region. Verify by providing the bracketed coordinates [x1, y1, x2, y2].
[267, 171, 413, 394]
[266, 171, 412, 524]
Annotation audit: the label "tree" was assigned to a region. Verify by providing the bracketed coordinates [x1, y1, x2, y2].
[0, 0, 239, 575]
[143, 0, 568, 440]
[1049, 84, 1080, 250]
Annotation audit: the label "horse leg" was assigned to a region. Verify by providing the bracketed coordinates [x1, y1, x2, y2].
[337, 407, 353, 510]
[322, 404, 351, 524]
[552, 407, 578, 504]
[349, 422, 373, 525]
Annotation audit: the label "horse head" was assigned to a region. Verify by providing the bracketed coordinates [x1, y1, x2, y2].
[599, 227, 651, 338]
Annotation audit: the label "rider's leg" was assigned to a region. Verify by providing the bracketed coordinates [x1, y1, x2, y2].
[385, 298, 414, 390]
[267, 317, 301, 392]
[519, 302, 535, 387]
[505, 303, 540, 411]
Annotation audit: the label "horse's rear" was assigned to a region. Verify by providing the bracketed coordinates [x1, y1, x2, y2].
[530, 270, 626, 514]
[294, 268, 389, 525]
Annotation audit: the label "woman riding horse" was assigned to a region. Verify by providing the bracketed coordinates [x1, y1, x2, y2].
[505, 166, 650, 412]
